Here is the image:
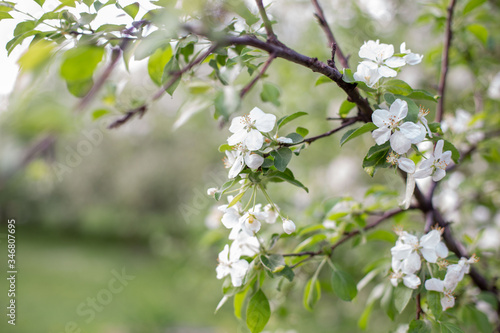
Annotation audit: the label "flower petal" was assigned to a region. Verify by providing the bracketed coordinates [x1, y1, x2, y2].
[372, 127, 392, 145]
[378, 65, 397, 77]
[245, 153, 264, 169]
[390, 131, 412, 154]
[399, 122, 422, 140]
[227, 130, 247, 146]
[243, 129, 264, 151]
[372, 109, 390, 128]
[432, 168, 446, 182]
[229, 116, 246, 133]
[425, 278, 444, 292]
[398, 157, 416, 173]
[441, 294, 455, 310]
[251, 107, 276, 133]
[385, 56, 406, 68]
[391, 99, 408, 120]
[403, 274, 421, 289]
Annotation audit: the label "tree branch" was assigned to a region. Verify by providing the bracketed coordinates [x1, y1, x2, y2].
[218, 34, 372, 121]
[310, 0, 349, 69]
[108, 44, 217, 129]
[240, 53, 276, 98]
[283, 208, 408, 265]
[297, 117, 358, 145]
[436, 0, 457, 123]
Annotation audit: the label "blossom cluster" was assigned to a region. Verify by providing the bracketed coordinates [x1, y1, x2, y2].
[390, 228, 478, 311]
[212, 107, 297, 286]
[353, 40, 423, 87]
[371, 98, 453, 208]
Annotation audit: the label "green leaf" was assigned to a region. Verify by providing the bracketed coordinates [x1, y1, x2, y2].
[296, 126, 309, 137]
[18, 40, 54, 72]
[246, 289, 271, 333]
[339, 100, 356, 118]
[340, 123, 377, 146]
[60, 46, 104, 82]
[463, 0, 486, 15]
[34, 0, 45, 6]
[381, 284, 397, 320]
[366, 230, 397, 243]
[394, 285, 413, 313]
[234, 286, 250, 319]
[440, 322, 465, 333]
[214, 178, 239, 201]
[267, 169, 308, 192]
[428, 122, 442, 134]
[342, 68, 356, 83]
[260, 82, 281, 106]
[393, 95, 420, 123]
[148, 45, 172, 86]
[92, 109, 110, 120]
[315, 76, 331, 86]
[277, 111, 308, 129]
[407, 89, 438, 102]
[303, 278, 321, 311]
[284, 132, 303, 144]
[83, 0, 94, 7]
[408, 319, 432, 333]
[275, 265, 294, 282]
[227, 190, 246, 208]
[427, 291, 442, 319]
[366, 141, 390, 158]
[123, 2, 139, 18]
[66, 78, 94, 97]
[79, 12, 96, 25]
[358, 301, 374, 330]
[363, 148, 390, 177]
[14, 20, 36, 36]
[384, 79, 413, 96]
[467, 24, 488, 45]
[95, 23, 126, 33]
[162, 56, 181, 96]
[331, 267, 358, 301]
[270, 148, 292, 172]
[384, 92, 396, 104]
[0, 12, 12, 20]
[260, 254, 285, 273]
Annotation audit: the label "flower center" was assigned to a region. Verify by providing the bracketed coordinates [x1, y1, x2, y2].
[387, 115, 401, 130]
[241, 115, 256, 132]
[435, 159, 448, 170]
[247, 214, 255, 224]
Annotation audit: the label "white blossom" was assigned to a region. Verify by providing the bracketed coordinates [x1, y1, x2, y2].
[230, 232, 260, 259]
[263, 204, 279, 224]
[224, 146, 264, 179]
[400, 42, 423, 65]
[219, 197, 244, 240]
[390, 271, 421, 289]
[276, 136, 293, 144]
[386, 152, 416, 173]
[207, 187, 217, 196]
[282, 218, 296, 234]
[227, 107, 276, 151]
[358, 40, 406, 77]
[414, 140, 452, 181]
[488, 71, 500, 100]
[372, 99, 423, 154]
[353, 61, 382, 87]
[216, 244, 249, 287]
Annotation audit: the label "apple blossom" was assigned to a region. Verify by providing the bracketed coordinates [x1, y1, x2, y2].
[227, 107, 276, 151]
[372, 99, 423, 154]
[282, 218, 296, 234]
[358, 40, 406, 77]
[386, 152, 416, 173]
[207, 187, 218, 196]
[224, 146, 264, 179]
[400, 42, 423, 65]
[276, 136, 293, 144]
[353, 61, 382, 87]
[230, 231, 261, 259]
[216, 244, 249, 287]
[263, 204, 279, 224]
[414, 140, 452, 181]
[390, 271, 421, 289]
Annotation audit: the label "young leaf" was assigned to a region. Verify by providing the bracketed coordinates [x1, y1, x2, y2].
[296, 126, 309, 137]
[340, 123, 377, 146]
[162, 57, 181, 95]
[384, 79, 413, 96]
[123, 2, 139, 18]
[407, 90, 438, 102]
[227, 190, 246, 208]
[246, 289, 271, 333]
[303, 278, 321, 311]
[277, 111, 308, 129]
[467, 24, 488, 45]
[260, 254, 285, 273]
[260, 82, 281, 106]
[148, 45, 172, 86]
[270, 148, 292, 172]
[439, 322, 465, 333]
[339, 100, 356, 118]
[315, 76, 331, 86]
[394, 285, 413, 313]
[234, 286, 251, 319]
[331, 267, 358, 301]
[463, 0, 487, 15]
[427, 291, 442, 319]
[60, 46, 104, 82]
[408, 319, 431, 333]
[267, 169, 308, 192]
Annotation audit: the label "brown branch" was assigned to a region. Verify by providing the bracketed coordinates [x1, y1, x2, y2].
[416, 293, 423, 320]
[240, 54, 276, 98]
[108, 44, 217, 129]
[310, 0, 349, 69]
[255, 0, 277, 43]
[436, 0, 457, 123]
[283, 208, 407, 264]
[300, 117, 358, 144]
[217, 34, 372, 121]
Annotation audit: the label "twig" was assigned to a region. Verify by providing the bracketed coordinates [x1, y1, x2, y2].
[310, 0, 349, 69]
[108, 44, 217, 129]
[255, 0, 278, 43]
[283, 208, 407, 263]
[218, 34, 372, 121]
[300, 117, 358, 144]
[436, 0, 457, 123]
[240, 54, 276, 98]
[416, 293, 423, 319]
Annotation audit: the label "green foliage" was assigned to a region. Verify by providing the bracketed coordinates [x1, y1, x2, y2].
[340, 123, 377, 146]
[260, 82, 281, 106]
[277, 111, 308, 129]
[303, 278, 321, 311]
[330, 264, 358, 301]
[270, 148, 292, 172]
[246, 289, 271, 333]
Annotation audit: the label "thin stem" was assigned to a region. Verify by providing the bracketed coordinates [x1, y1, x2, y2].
[240, 54, 276, 98]
[436, 0, 457, 123]
[255, 0, 277, 42]
[310, 0, 349, 69]
[291, 117, 358, 145]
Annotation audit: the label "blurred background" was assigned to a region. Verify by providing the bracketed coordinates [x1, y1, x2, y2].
[0, 0, 499, 332]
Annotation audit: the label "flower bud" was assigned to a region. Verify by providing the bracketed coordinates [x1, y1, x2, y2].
[282, 218, 296, 234]
[207, 188, 218, 196]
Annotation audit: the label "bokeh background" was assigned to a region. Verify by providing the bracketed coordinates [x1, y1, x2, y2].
[1, 0, 499, 332]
